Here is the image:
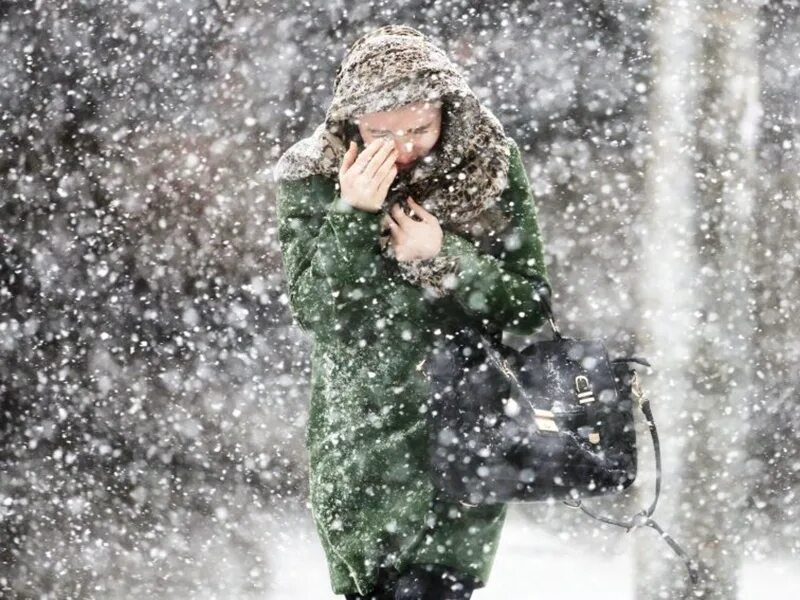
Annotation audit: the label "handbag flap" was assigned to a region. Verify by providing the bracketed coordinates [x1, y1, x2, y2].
[519, 337, 619, 412]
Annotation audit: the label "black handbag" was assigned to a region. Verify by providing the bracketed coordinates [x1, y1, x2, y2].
[420, 279, 701, 585]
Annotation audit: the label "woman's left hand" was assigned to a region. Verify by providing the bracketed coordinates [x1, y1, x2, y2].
[387, 196, 443, 262]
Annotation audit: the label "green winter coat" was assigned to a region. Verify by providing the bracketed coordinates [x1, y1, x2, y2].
[276, 138, 550, 596]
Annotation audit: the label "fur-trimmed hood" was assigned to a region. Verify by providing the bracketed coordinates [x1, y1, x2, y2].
[275, 25, 514, 295]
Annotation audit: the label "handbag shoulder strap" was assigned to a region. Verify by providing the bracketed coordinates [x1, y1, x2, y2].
[475, 279, 702, 585]
[563, 369, 703, 587]
[476, 277, 561, 350]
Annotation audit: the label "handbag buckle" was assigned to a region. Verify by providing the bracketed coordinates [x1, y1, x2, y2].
[574, 375, 595, 404]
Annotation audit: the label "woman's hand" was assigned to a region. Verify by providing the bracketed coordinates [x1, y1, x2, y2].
[387, 197, 443, 262]
[338, 139, 398, 213]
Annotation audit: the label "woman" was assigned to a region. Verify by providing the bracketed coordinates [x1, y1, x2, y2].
[274, 25, 551, 599]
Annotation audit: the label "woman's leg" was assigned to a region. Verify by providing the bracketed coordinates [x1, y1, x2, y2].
[394, 563, 477, 600]
[344, 565, 399, 600]
[393, 565, 430, 599]
[345, 593, 393, 600]
[435, 565, 478, 600]
[344, 585, 395, 600]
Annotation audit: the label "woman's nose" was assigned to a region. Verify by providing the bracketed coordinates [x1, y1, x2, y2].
[390, 137, 413, 152]
[394, 139, 415, 159]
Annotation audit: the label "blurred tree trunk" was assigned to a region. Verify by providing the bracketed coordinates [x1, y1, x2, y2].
[638, 1, 761, 598]
[635, 0, 702, 597]
[746, 4, 800, 555]
[683, 2, 760, 596]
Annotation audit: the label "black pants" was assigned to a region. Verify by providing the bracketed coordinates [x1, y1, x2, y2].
[344, 563, 477, 600]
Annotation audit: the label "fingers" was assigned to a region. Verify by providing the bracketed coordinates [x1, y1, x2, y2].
[351, 138, 388, 174]
[339, 141, 358, 178]
[375, 161, 397, 201]
[375, 151, 398, 184]
[406, 197, 432, 222]
[363, 140, 397, 179]
[391, 202, 415, 228]
[386, 217, 405, 242]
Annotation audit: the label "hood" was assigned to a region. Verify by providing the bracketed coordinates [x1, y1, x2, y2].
[275, 25, 498, 186]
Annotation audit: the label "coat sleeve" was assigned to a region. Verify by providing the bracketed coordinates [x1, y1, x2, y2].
[434, 140, 552, 336]
[276, 174, 430, 344]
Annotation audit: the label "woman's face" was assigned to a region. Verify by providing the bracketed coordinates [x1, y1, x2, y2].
[355, 100, 442, 171]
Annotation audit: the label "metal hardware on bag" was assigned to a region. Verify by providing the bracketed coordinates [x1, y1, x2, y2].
[630, 370, 646, 409]
[575, 375, 596, 404]
[480, 338, 553, 430]
[531, 283, 560, 338]
[548, 316, 561, 338]
[533, 408, 559, 433]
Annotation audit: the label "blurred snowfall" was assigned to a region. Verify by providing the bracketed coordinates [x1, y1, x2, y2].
[2, 1, 799, 598]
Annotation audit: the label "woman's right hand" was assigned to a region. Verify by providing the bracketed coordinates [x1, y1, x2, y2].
[338, 139, 398, 213]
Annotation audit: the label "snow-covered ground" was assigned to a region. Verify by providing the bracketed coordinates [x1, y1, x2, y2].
[262, 503, 800, 599]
